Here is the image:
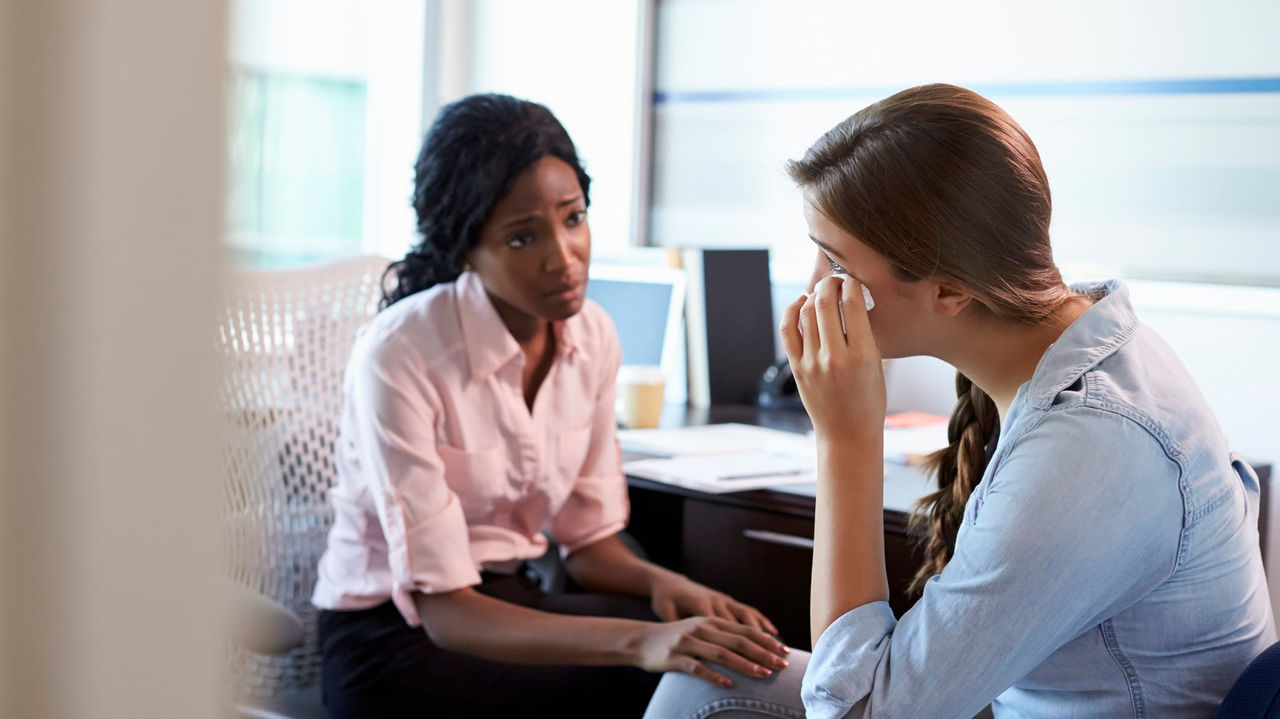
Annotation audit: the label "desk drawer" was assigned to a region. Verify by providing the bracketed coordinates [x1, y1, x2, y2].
[681, 500, 925, 650]
[682, 502, 815, 648]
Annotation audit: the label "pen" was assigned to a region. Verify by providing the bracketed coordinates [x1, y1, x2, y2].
[717, 468, 812, 481]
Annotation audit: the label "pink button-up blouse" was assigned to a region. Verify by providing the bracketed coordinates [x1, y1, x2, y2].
[312, 271, 629, 626]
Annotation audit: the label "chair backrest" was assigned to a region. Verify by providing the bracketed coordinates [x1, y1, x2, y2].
[218, 255, 389, 699]
[1216, 641, 1280, 719]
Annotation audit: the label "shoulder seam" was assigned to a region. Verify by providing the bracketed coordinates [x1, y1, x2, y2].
[374, 328, 467, 374]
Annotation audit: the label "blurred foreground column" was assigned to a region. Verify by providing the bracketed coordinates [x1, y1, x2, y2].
[1, 0, 228, 716]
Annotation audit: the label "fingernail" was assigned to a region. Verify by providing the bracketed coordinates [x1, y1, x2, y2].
[755, 666, 771, 677]
[721, 678, 733, 688]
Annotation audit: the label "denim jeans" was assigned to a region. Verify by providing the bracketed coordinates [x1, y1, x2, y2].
[643, 651, 809, 718]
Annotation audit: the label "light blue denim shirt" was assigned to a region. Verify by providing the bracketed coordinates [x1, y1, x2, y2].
[802, 280, 1276, 718]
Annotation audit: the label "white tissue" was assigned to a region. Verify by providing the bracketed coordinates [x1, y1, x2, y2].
[832, 273, 875, 311]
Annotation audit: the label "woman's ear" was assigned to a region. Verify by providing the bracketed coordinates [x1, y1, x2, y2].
[932, 281, 974, 317]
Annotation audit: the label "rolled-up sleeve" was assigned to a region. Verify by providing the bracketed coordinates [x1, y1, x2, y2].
[802, 406, 1184, 718]
[550, 315, 629, 555]
[349, 335, 481, 624]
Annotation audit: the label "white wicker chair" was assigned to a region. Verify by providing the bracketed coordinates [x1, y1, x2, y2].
[218, 256, 389, 718]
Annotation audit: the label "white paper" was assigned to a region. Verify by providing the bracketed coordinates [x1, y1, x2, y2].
[617, 422, 814, 458]
[624, 451, 817, 494]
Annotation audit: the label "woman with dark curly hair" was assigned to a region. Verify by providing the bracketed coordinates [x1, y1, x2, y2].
[311, 94, 789, 718]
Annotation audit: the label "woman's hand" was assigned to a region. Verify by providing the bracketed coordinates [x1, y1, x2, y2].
[648, 570, 778, 635]
[632, 616, 790, 687]
[779, 274, 886, 440]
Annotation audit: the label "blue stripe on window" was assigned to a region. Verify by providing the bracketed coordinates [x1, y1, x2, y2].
[654, 77, 1280, 105]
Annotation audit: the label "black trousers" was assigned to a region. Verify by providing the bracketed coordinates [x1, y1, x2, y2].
[318, 571, 661, 718]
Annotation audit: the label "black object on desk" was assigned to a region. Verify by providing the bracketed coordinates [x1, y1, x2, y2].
[685, 249, 778, 406]
[758, 358, 803, 410]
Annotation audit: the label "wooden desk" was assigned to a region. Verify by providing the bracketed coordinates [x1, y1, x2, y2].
[623, 404, 1273, 652]
[623, 404, 931, 650]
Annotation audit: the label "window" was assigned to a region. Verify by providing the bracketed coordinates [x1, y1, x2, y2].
[650, 0, 1280, 287]
[226, 70, 367, 267]
[227, 0, 426, 267]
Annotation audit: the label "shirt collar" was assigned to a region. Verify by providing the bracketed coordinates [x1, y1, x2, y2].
[552, 313, 587, 362]
[454, 271, 588, 384]
[1025, 279, 1139, 410]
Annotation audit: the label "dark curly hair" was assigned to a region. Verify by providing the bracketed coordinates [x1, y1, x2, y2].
[381, 94, 591, 307]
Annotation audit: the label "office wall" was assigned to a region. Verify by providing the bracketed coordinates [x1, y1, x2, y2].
[1, 1, 225, 716]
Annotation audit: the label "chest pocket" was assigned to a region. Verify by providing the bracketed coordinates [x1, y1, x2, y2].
[551, 424, 593, 504]
[436, 442, 509, 517]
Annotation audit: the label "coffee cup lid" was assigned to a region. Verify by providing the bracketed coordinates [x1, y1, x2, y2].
[616, 364, 665, 384]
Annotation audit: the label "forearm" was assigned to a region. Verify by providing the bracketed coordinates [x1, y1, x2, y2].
[413, 587, 645, 666]
[810, 431, 889, 644]
[563, 533, 669, 596]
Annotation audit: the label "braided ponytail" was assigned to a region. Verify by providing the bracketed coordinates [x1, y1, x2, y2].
[380, 246, 464, 309]
[908, 372, 999, 594]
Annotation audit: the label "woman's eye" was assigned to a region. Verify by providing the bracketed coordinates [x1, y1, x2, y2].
[506, 233, 535, 249]
[566, 209, 587, 226]
[827, 255, 846, 275]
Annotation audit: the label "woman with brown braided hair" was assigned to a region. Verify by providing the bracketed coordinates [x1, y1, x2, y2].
[643, 83, 1274, 718]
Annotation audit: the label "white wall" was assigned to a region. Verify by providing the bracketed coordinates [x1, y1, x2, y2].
[1, 1, 225, 715]
[451, 0, 649, 254]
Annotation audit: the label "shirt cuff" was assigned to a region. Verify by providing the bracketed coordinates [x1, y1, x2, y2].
[384, 491, 482, 625]
[802, 601, 897, 718]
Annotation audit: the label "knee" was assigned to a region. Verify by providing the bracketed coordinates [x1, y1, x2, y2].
[643, 671, 720, 718]
[641, 654, 809, 718]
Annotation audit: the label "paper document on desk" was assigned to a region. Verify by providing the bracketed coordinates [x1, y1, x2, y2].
[624, 452, 817, 494]
[617, 422, 814, 458]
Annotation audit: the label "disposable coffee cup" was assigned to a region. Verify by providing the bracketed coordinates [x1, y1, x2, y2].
[616, 365, 666, 429]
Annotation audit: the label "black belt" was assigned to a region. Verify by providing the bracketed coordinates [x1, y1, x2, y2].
[479, 560, 542, 590]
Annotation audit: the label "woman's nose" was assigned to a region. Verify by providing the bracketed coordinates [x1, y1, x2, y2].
[544, 232, 576, 274]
